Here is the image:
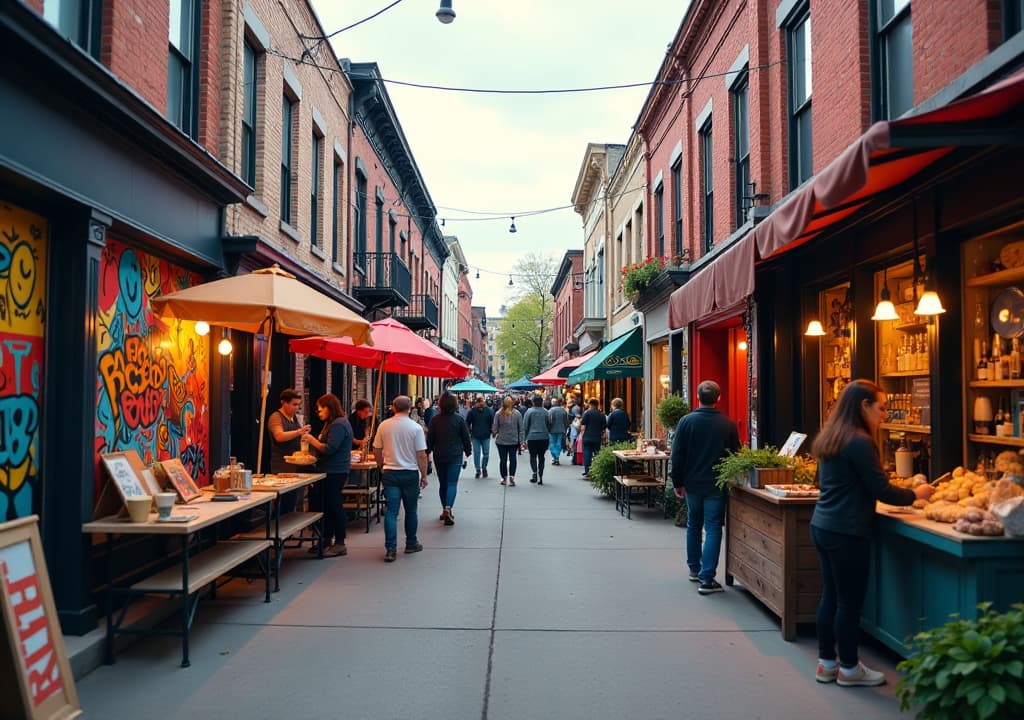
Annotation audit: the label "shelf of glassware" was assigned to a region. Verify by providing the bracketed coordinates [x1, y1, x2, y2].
[880, 422, 931, 434]
[968, 380, 1024, 388]
[964, 265, 1024, 288]
[966, 434, 1024, 448]
[881, 371, 930, 378]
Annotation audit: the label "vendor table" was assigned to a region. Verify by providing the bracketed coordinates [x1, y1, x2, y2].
[611, 450, 669, 519]
[343, 460, 382, 532]
[724, 486, 819, 641]
[862, 506, 1024, 657]
[82, 492, 274, 667]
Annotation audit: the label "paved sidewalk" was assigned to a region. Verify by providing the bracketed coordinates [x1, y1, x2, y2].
[75, 456, 906, 719]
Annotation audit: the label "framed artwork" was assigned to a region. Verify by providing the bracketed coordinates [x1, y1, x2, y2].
[778, 431, 808, 458]
[0, 516, 82, 719]
[99, 452, 148, 500]
[155, 458, 201, 504]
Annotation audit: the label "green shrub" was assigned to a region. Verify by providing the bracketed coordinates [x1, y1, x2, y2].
[587, 441, 636, 497]
[897, 603, 1024, 720]
[713, 445, 791, 490]
[655, 394, 690, 434]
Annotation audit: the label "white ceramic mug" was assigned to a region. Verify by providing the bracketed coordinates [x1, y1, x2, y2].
[126, 495, 152, 523]
[155, 492, 177, 519]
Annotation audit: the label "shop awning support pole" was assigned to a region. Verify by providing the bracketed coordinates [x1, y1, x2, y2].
[366, 356, 386, 447]
[255, 315, 275, 473]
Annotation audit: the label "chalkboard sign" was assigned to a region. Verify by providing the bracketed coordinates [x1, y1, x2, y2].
[0, 516, 81, 719]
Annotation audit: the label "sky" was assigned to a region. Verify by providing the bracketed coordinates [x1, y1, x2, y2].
[312, 0, 688, 317]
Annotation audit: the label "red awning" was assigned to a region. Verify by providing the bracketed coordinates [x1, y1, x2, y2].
[669, 67, 1024, 330]
[531, 348, 600, 386]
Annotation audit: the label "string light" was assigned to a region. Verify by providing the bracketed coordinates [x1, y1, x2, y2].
[509, 216, 517, 233]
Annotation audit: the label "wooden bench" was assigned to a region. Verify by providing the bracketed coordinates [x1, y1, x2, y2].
[237, 511, 323, 589]
[132, 539, 271, 595]
[343, 486, 381, 533]
[614, 475, 665, 519]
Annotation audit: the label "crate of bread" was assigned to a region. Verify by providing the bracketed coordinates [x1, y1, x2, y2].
[764, 483, 820, 498]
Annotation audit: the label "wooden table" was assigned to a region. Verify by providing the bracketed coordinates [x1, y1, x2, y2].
[343, 461, 382, 532]
[724, 486, 819, 640]
[611, 450, 669, 519]
[82, 492, 274, 667]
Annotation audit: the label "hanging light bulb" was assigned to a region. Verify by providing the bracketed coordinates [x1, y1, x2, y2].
[509, 216, 517, 234]
[218, 338, 233, 355]
[475, 269, 480, 280]
[441, 218, 446, 227]
[914, 290, 946, 316]
[436, 0, 455, 24]
[871, 277, 900, 322]
[194, 321, 210, 336]
[508, 274, 514, 287]
[805, 320, 826, 337]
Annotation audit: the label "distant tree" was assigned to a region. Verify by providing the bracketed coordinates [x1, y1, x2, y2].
[495, 253, 557, 378]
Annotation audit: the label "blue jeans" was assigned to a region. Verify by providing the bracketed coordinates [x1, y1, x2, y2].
[582, 441, 601, 473]
[472, 436, 490, 472]
[811, 525, 871, 667]
[383, 470, 420, 551]
[549, 432, 563, 460]
[684, 489, 726, 583]
[435, 460, 461, 509]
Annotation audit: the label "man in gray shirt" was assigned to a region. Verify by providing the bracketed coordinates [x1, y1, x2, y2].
[373, 395, 429, 563]
[547, 398, 569, 465]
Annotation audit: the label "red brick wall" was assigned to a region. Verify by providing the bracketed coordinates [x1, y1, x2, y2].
[914, 0, 997, 102]
[106, 0, 170, 111]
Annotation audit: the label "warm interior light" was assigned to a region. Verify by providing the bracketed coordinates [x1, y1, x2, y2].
[805, 320, 826, 337]
[871, 286, 900, 321]
[737, 340, 748, 351]
[659, 373, 670, 389]
[914, 291, 946, 316]
[218, 338, 233, 355]
[194, 321, 210, 336]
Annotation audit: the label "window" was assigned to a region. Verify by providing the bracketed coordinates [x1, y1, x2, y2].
[389, 214, 397, 254]
[654, 183, 664, 258]
[311, 133, 322, 247]
[374, 193, 384, 284]
[671, 159, 683, 257]
[874, 0, 913, 120]
[596, 248, 605, 317]
[354, 170, 367, 267]
[280, 95, 294, 224]
[699, 120, 714, 254]
[168, 0, 201, 137]
[332, 158, 342, 264]
[787, 7, 813, 189]
[732, 68, 750, 229]
[44, 0, 102, 58]
[241, 38, 259, 187]
[1007, 0, 1024, 38]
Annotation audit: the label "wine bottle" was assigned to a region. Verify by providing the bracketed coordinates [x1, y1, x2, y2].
[1011, 338, 1021, 380]
[978, 341, 989, 381]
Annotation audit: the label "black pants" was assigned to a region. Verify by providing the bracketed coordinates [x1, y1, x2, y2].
[310, 472, 347, 546]
[811, 525, 870, 667]
[527, 438, 549, 478]
[496, 443, 518, 480]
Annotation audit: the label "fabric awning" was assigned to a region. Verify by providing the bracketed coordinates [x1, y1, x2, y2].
[669, 67, 1024, 330]
[565, 328, 644, 384]
[531, 348, 600, 386]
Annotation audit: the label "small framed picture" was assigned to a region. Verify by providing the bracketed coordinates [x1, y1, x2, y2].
[99, 452, 148, 501]
[778, 431, 808, 458]
[154, 458, 202, 504]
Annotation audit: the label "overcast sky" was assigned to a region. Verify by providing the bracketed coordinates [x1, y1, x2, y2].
[313, 0, 688, 317]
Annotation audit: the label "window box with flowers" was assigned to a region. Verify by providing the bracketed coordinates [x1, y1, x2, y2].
[621, 253, 689, 305]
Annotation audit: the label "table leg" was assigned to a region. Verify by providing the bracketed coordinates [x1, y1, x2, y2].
[104, 533, 114, 665]
[273, 495, 281, 592]
[181, 535, 191, 668]
[626, 485, 632, 520]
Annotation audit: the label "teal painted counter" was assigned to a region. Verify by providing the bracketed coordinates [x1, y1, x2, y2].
[861, 508, 1024, 657]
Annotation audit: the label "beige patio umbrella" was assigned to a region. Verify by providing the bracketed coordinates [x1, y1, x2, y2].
[151, 265, 373, 471]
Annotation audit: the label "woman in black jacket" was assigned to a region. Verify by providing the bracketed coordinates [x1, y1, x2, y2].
[426, 393, 472, 525]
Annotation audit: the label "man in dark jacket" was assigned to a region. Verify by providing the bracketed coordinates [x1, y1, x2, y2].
[465, 396, 495, 478]
[580, 398, 607, 477]
[671, 380, 740, 595]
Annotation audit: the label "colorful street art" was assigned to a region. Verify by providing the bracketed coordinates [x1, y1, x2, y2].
[95, 240, 209, 498]
[0, 203, 46, 521]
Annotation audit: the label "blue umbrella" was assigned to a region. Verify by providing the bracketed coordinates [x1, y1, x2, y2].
[507, 375, 542, 391]
[448, 378, 500, 394]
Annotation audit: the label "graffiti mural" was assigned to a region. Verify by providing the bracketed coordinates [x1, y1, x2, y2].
[96, 240, 209, 497]
[0, 203, 46, 521]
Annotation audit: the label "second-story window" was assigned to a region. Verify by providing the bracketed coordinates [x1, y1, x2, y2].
[787, 6, 813, 189]
[241, 38, 259, 188]
[374, 193, 384, 283]
[874, 0, 913, 120]
[699, 119, 714, 254]
[280, 95, 294, 224]
[654, 182, 664, 258]
[168, 0, 200, 138]
[389, 213, 397, 254]
[354, 170, 367, 268]
[1007, 0, 1024, 38]
[671, 159, 683, 258]
[311, 132, 322, 248]
[332, 157, 343, 265]
[732, 68, 750, 229]
[44, 0, 102, 59]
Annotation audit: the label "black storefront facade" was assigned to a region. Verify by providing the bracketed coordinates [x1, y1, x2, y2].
[0, 5, 249, 634]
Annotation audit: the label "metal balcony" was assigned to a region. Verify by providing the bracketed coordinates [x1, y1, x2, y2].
[352, 252, 411, 311]
[392, 293, 438, 331]
[460, 338, 473, 362]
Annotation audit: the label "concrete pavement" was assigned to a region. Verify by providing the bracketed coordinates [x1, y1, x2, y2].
[75, 455, 906, 719]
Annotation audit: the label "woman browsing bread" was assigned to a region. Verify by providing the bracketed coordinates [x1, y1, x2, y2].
[301, 393, 352, 557]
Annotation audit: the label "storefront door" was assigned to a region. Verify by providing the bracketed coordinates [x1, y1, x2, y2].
[693, 316, 749, 444]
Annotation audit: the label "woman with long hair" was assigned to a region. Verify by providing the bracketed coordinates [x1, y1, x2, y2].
[492, 396, 523, 486]
[809, 379, 933, 687]
[426, 393, 471, 525]
[302, 393, 353, 557]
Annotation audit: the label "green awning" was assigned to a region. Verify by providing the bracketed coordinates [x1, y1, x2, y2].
[565, 328, 644, 384]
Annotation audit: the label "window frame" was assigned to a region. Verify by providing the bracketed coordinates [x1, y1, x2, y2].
[871, 0, 914, 120]
[786, 5, 813, 190]
[671, 159, 683, 258]
[332, 157, 342, 264]
[354, 170, 368, 272]
[310, 132, 322, 248]
[45, 0, 103, 58]
[241, 37, 259, 187]
[699, 119, 714, 255]
[168, 0, 201, 138]
[1006, 0, 1024, 39]
[654, 182, 665, 258]
[731, 67, 750, 229]
[280, 94, 295, 225]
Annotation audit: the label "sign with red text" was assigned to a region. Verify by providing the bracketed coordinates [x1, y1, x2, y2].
[0, 516, 80, 719]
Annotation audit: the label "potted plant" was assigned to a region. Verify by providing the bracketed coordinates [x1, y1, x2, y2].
[713, 445, 794, 490]
[897, 602, 1024, 720]
[655, 394, 690, 437]
[621, 257, 668, 302]
[587, 441, 636, 497]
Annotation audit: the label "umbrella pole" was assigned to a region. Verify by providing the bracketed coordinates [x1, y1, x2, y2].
[256, 321, 274, 473]
[367, 356, 385, 445]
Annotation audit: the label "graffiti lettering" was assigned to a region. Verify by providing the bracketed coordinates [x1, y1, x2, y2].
[2, 560, 63, 706]
[119, 386, 163, 430]
[98, 336, 169, 429]
[179, 443, 206, 483]
[0, 395, 38, 468]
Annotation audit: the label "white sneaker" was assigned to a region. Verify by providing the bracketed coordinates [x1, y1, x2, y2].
[837, 662, 886, 687]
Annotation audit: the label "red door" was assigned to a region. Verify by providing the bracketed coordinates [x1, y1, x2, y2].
[692, 316, 749, 445]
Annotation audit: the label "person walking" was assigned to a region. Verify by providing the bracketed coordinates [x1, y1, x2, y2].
[372, 395, 429, 563]
[809, 379, 934, 687]
[568, 397, 584, 463]
[301, 394, 352, 557]
[492, 396, 523, 486]
[466, 395, 495, 478]
[670, 380, 740, 595]
[523, 395, 552, 484]
[606, 397, 632, 443]
[266, 388, 312, 513]
[426, 393, 471, 526]
[547, 397, 569, 465]
[579, 398, 607, 478]
[422, 397, 439, 427]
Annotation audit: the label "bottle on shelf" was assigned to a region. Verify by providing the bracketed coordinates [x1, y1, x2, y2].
[995, 406, 1005, 437]
[1011, 338, 1021, 380]
[992, 335, 1004, 381]
[978, 341, 989, 381]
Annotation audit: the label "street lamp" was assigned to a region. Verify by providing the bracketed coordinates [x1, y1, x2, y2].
[436, 1, 455, 24]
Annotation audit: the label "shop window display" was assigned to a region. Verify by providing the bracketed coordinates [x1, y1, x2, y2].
[819, 283, 852, 420]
